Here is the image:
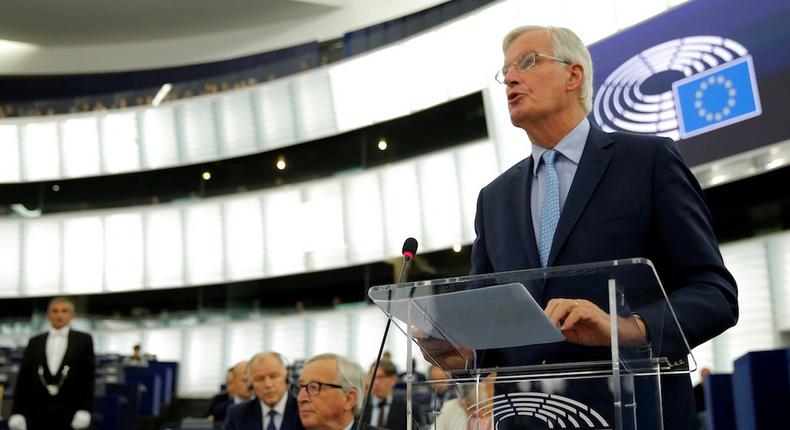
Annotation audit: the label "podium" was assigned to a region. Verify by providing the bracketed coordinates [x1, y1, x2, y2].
[369, 258, 695, 430]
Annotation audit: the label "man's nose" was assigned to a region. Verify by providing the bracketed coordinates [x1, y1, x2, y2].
[504, 66, 520, 85]
[297, 387, 309, 402]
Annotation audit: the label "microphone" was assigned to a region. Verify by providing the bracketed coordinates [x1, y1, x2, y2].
[402, 237, 418, 261]
[356, 238, 418, 430]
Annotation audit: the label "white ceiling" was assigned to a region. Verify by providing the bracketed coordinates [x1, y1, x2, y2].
[0, 0, 340, 46]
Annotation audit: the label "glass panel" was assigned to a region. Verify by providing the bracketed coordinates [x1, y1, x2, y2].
[219, 91, 257, 155]
[104, 212, 145, 292]
[344, 172, 385, 263]
[302, 181, 346, 270]
[0, 124, 21, 182]
[23, 219, 61, 296]
[142, 107, 179, 169]
[184, 203, 224, 285]
[0, 221, 21, 296]
[183, 326, 224, 394]
[145, 208, 184, 288]
[418, 151, 462, 250]
[224, 196, 265, 280]
[22, 121, 60, 181]
[63, 216, 104, 294]
[181, 99, 218, 162]
[62, 117, 101, 178]
[102, 112, 141, 174]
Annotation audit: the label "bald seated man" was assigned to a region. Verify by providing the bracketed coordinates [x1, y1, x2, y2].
[225, 352, 304, 430]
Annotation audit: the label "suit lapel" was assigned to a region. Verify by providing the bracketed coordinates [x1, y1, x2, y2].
[37, 333, 52, 377]
[251, 400, 263, 427]
[58, 330, 77, 376]
[548, 127, 613, 266]
[283, 395, 297, 430]
[516, 157, 542, 268]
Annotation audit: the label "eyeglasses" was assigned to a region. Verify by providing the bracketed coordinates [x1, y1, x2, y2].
[494, 52, 571, 84]
[292, 381, 344, 397]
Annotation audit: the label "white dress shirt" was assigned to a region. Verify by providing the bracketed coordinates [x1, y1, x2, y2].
[46, 326, 70, 375]
[260, 393, 287, 430]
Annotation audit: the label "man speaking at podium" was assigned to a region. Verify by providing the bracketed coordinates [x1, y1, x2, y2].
[468, 25, 738, 428]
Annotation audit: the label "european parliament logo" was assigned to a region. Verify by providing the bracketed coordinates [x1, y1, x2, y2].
[673, 55, 761, 138]
[593, 36, 763, 141]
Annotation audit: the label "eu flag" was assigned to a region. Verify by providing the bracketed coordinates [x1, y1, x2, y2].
[672, 55, 761, 138]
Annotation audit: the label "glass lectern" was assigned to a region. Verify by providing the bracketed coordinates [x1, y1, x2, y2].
[368, 258, 695, 430]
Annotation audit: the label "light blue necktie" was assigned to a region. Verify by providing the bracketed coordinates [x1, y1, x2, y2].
[266, 410, 277, 430]
[538, 150, 560, 267]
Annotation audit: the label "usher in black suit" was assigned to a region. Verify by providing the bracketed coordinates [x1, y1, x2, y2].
[12, 329, 95, 430]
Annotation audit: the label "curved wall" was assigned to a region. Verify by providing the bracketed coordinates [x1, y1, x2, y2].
[0, 0, 446, 75]
[0, 0, 679, 183]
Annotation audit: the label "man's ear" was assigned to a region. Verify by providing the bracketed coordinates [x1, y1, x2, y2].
[566, 63, 584, 92]
[345, 389, 358, 412]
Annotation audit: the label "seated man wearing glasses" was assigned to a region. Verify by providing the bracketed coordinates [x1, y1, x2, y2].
[225, 352, 304, 430]
[296, 353, 384, 430]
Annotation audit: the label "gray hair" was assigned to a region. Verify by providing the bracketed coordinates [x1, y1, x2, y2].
[502, 25, 594, 113]
[246, 351, 288, 379]
[306, 353, 365, 415]
[47, 297, 75, 313]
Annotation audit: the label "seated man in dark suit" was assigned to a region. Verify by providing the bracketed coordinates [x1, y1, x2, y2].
[205, 367, 236, 422]
[362, 359, 405, 430]
[9, 297, 95, 430]
[295, 353, 383, 430]
[225, 352, 303, 430]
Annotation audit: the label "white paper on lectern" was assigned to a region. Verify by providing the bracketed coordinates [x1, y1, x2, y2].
[378, 282, 565, 350]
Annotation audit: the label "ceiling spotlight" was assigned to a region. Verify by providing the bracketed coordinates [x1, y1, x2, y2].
[452, 243, 462, 253]
[276, 156, 287, 171]
[202, 171, 211, 181]
[377, 138, 388, 151]
[52, 184, 60, 192]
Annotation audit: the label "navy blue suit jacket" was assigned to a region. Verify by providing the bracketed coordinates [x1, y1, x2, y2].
[224, 395, 304, 430]
[471, 126, 738, 428]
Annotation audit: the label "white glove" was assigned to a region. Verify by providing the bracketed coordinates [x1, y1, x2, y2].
[8, 414, 27, 430]
[71, 410, 91, 430]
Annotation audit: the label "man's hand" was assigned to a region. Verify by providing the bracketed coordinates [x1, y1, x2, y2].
[71, 410, 91, 430]
[414, 333, 474, 371]
[545, 298, 649, 347]
[8, 414, 27, 430]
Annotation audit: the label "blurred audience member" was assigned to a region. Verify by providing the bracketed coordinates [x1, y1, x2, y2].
[230, 360, 253, 404]
[427, 365, 455, 412]
[435, 380, 494, 430]
[122, 344, 149, 367]
[225, 352, 304, 430]
[694, 367, 711, 430]
[396, 359, 425, 383]
[363, 359, 405, 430]
[205, 367, 236, 422]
